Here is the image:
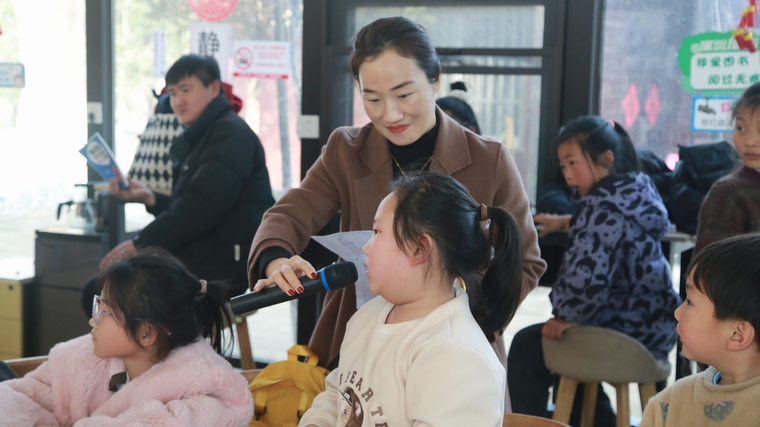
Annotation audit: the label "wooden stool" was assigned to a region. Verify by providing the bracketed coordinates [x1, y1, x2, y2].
[234, 314, 256, 370]
[542, 326, 670, 427]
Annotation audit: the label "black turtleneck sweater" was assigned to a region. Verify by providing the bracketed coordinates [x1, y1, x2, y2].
[257, 118, 440, 277]
[388, 117, 439, 177]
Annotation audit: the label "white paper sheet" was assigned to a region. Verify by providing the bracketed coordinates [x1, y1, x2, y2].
[311, 231, 375, 309]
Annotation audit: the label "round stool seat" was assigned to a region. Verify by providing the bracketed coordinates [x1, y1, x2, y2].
[542, 325, 670, 385]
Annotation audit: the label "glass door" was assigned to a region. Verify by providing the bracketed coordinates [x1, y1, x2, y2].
[320, 1, 564, 203]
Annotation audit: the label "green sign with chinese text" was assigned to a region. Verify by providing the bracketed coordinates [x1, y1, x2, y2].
[678, 31, 760, 96]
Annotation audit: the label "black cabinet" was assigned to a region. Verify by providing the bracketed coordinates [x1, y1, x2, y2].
[31, 227, 107, 356]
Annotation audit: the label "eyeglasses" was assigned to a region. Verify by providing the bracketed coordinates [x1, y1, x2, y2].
[92, 295, 114, 325]
[92, 295, 172, 335]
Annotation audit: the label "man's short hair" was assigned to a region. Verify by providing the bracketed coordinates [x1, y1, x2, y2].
[165, 54, 221, 89]
[688, 233, 760, 346]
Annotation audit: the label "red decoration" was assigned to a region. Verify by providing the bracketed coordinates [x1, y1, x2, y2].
[735, 28, 748, 50]
[644, 84, 661, 128]
[622, 83, 640, 129]
[735, 2, 758, 53]
[188, 0, 237, 22]
[747, 6, 756, 27]
[745, 31, 757, 52]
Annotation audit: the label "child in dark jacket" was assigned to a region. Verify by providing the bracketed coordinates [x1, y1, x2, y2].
[508, 116, 681, 426]
[695, 82, 760, 253]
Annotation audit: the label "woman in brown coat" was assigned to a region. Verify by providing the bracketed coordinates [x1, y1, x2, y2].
[247, 16, 545, 410]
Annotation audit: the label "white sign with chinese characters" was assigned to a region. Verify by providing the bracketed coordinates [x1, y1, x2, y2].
[153, 30, 167, 79]
[232, 41, 291, 79]
[690, 49, 760, 91]
[190, 23, 233, 82]
[691, 96, 735, 132]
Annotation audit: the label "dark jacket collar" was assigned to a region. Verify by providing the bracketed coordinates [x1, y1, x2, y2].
[182, 94, 233, 147]
[738, 165, 760, 181]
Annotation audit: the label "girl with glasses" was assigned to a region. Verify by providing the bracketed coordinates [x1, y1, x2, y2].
[0, 249, 253, 426]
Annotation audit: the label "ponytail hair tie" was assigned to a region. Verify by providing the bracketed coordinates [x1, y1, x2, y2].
[479, 204, 491, 231]
[197, 279, 208, 300]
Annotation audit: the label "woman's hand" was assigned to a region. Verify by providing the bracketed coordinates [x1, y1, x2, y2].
[533, 213, 571, 237]
[99, 240, 136, 270]
[108, 177, 156, 207]
[541, 317, 576, 340]
[253, 256, 317, 296]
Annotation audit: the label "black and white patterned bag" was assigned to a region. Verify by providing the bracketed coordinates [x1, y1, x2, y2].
[128, 114, 183, 195]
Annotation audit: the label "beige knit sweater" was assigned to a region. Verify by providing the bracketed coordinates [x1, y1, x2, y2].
[639, 366, 760, 426]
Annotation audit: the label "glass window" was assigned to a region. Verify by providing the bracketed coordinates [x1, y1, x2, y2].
[440, 73, 542, 202]
[0, 1, 87, 259]
[353, 6, 544, 48]
[114, 0, 303, 195]
[113, 0, 304, 228]
[439, 55, 542, 69]
[600, 0, 748, 167]
[341, 8, 547, 203]
[351, 72, 542, 202]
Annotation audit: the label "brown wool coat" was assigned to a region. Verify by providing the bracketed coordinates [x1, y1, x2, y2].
[248, 107, 546, 370]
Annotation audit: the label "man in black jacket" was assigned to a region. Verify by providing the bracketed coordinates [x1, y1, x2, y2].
[82, 55, 274, 313]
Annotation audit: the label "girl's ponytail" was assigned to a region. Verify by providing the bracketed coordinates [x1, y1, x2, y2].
[611, 121, 640, 174]
[471, 206, 524, 340]
[194, 280, 232, 356]
[391, 173, 525, 343]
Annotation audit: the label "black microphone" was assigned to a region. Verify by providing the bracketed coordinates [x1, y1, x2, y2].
[229, 262, 359, 315]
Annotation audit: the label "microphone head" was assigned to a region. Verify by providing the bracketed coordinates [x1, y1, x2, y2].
[322, 262, 359, 290]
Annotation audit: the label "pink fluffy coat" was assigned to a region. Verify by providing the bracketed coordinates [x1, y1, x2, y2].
[0, 335, 253, 426]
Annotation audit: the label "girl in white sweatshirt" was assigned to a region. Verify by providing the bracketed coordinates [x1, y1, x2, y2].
[301, 172, 525, 427]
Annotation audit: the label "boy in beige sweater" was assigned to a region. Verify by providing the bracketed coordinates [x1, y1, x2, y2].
[639, 233, 760, 426]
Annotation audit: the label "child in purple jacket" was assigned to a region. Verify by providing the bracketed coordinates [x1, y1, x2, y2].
[508, 116, 681, 426]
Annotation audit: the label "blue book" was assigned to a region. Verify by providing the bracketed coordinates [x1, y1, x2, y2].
[79, 133, 128, 190]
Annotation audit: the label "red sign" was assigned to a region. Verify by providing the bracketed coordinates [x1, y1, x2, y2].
[188, 0, 237, 22]
[622, 83, 640, 129]
[644, 84, 661, 128]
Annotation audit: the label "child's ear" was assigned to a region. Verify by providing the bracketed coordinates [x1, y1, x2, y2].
[409, 234, 433, 267]
[601, 149, 615, 167]
[137, 323, 159, 347]
[727, 321, 756, 351]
